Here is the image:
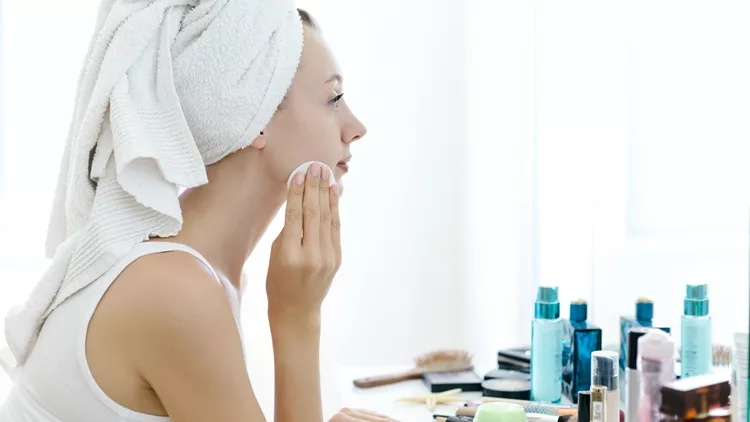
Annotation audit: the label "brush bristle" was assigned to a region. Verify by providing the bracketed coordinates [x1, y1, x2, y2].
[675, 344, 732, 366]
[416, 349, 473, 370]
[712, 344, 732, 366]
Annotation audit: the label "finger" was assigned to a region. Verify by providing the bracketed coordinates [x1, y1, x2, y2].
[282, 170, 306, 244]
[330, 182, 342, 264]
[302, 162, 321, 248]
[340, 408, 392, 421]
[329, 413, 360, 422]
[319, 166, 333, 257]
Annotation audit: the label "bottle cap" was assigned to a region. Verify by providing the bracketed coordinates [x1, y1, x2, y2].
[591, 350, 619, 391]
[635, 297, 653, 321]
[570, 299, 588, 322]
[627, 327, 652, 370]
[534, 286, 560, 320]
[638, 329, 674, 360]
[684, 284, 709, 317]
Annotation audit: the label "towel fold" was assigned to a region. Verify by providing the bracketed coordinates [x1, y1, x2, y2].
[2, 0, 303, 371]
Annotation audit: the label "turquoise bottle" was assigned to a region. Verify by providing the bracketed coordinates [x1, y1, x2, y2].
[680, 284, 712, 377]
[531, 286, 563, 403]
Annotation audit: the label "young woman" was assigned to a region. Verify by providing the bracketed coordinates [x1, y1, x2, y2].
[0, 4, 398, 422]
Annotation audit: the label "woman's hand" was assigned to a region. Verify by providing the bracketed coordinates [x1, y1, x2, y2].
[329, 408, 401, 422]
[266, 161, 341, 324]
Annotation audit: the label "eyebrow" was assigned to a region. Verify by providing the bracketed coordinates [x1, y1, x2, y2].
[325, 73, 343, 85]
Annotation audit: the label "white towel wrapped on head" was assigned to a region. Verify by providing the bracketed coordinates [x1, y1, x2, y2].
[2, 0, 304, 372]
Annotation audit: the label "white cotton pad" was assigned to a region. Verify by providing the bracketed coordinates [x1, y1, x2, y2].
[286, 161, 338, 190]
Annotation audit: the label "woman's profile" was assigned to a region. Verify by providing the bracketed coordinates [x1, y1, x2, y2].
[0, 1, 394, 421]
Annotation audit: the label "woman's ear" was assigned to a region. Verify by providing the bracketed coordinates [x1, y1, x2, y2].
[251, 131, 267, 149]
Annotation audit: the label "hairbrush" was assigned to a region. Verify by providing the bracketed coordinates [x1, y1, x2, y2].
[353, 350, 473, 388]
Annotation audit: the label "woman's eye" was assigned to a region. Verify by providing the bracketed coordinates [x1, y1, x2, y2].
[329, 93, 344, 108]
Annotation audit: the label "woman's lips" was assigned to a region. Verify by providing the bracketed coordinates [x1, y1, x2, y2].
[337, 155, 352, 173]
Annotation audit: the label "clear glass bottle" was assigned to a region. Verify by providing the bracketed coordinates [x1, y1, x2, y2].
[591, 351, 619, 422]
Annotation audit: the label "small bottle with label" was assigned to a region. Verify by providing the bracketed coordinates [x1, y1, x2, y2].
[591, 386, 607, 422]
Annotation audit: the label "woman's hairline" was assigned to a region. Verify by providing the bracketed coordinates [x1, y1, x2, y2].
[277, 9, 318, 109]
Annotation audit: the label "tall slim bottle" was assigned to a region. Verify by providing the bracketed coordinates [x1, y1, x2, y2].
[681, 284, 712, 378]
[531, 286, 563, 403]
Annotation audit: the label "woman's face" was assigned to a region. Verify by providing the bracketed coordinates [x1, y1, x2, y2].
[261, 25, 367, 191]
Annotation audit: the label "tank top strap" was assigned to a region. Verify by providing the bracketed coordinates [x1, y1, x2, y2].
[131, 242, 244, 340]
[131, 242, 223, 287]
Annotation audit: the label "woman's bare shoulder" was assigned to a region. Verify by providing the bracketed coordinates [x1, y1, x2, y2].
[93, 251, 261, 421]
[104, 250, 230, 332]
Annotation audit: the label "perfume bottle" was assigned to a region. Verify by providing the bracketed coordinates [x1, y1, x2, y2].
[531, 285, 563, 403]
[680, 284, 712, 378]
[619, 297, 671, 402]
[562, 299, 603, 404]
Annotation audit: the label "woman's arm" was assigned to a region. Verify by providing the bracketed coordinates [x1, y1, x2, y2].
[263, 164, 341, 422]
[270, 312, 323, 422]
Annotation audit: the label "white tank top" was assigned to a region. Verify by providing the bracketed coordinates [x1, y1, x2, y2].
[0, 241, 243, 422]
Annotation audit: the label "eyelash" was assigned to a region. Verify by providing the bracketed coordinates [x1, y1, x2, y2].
[329, 93, 344, 108]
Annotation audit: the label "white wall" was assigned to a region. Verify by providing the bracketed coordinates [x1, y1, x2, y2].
[529, 0, 750, 348]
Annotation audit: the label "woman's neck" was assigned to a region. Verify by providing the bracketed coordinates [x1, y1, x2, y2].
[163, 150, 286, 288]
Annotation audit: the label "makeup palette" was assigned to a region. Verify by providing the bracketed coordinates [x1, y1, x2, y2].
[482, 378, 532, 400]
[484, 369, 531, 382]
[423, 370, 484, 393]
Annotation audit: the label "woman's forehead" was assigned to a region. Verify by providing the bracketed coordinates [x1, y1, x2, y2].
[299, 27, 341, 84]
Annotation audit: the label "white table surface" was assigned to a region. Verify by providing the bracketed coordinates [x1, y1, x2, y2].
[0, 364, 487, 421]
[333, 366, 487, 421]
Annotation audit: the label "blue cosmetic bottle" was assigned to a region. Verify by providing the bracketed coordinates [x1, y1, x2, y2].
[531, 286, 563, 403]
[562, 299, 603, 403]
[681, 284, 712, 377]
[619, 298, 670, 402]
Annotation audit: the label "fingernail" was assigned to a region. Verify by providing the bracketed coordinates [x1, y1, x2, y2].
[310, 163, 320, 177]
[321, 166, 330, 181]
[331, 184, 339, 197]
[295, 172, 305, 185]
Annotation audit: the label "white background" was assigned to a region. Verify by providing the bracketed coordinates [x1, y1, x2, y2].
[1, 0, 749, 416]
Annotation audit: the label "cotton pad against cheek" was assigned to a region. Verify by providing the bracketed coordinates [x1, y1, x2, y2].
[286, 161, 338, 190]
